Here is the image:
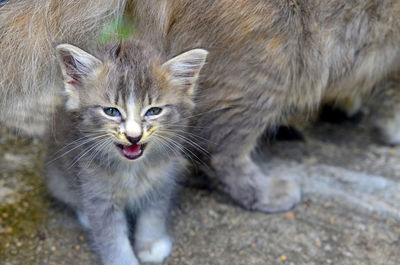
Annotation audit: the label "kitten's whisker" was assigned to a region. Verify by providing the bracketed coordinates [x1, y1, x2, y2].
[47, 134, 109, 164]
[152, 134, 181, 156]
[85, 139, 114, 168]
[152, 125, 214, 145]
[154, 132, 208, 167]
[153, 133, 192, 163]
[68, 137, 111, 169]
[52, 132, 108, 156]
[161, 128, 214, 147]
[80, 129, 111, 134]
[151, 137, 180, 160]
[159, 129, 210, 156]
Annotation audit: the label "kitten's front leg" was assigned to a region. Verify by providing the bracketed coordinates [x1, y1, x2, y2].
[134, 195, 173, 264]
[82, 197, 139, 265]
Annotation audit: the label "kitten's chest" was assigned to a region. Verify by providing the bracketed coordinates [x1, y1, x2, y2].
[99, 162, 172, 204]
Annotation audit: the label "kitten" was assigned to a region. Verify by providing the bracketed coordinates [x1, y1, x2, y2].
[45, 40, 207, 265]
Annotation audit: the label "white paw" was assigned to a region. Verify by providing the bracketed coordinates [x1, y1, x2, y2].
[137, 236, 172, 264]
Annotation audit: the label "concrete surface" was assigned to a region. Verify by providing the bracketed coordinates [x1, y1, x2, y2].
[1, 108, 399, 265]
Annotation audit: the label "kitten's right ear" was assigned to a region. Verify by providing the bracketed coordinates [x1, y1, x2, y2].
[162, 49, 208, 97]
[56, 44, 102, 110]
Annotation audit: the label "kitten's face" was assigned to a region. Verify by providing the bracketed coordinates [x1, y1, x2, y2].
[56, 41, 207, 162]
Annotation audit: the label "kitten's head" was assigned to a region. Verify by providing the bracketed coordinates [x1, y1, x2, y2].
[56, 40, 208, 162]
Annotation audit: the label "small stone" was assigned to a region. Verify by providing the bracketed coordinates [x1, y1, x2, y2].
[388, 149, 397, 156]
[38, 232, 46, 241]
[75, 245, 80, 250]
[324, 244, 332, 251]
[316, 241, 322, 247]
[285, 212, 295, 220]
[51, 246, 56, 252]
[16, 242, 22, 247]
[208, 210, 218, 218]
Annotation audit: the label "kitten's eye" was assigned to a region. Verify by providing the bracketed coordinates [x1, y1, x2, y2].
[103, 107, 120, 117]
[145, 107, 162, 116]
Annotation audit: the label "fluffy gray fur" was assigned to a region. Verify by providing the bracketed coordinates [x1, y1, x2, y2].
[45, 40, 207, 265]
[2, 0, 400, 214]
[129, 0, 400, 212]
[0, 0, 127, 135]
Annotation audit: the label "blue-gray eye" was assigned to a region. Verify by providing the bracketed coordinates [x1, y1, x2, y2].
[104, 107, 120, 117]
[145, 107, 162, 116]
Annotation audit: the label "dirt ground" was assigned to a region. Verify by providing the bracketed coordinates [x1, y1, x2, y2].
[1, 103, 399, 265]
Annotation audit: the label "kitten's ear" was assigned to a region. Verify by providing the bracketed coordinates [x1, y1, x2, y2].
[56, 44, 102, 109]
[162, 49, 208, 96]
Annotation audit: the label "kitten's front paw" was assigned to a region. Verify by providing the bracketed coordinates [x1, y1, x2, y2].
[136, 236, 172, 264]
[251, 175, 301, 213]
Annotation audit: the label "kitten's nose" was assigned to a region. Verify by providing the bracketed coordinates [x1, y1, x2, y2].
[126, 134, 142, 145]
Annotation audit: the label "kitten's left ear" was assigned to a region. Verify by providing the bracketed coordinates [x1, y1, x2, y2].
[162, 49, 208, 96]
[56, 44, 103, 110]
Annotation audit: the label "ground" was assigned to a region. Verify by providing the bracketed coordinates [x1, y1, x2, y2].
[1, 105, 399, 265]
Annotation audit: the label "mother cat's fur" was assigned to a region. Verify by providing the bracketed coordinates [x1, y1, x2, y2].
[1, 0, 400, 212]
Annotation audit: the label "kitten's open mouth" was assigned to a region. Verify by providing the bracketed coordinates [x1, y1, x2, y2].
[116, 143, 146, 160]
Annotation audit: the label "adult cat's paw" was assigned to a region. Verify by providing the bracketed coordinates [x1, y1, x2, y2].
[374, 112, 400, 145]
[251, 175, 301, 213]
[136, 236, 172, 264]
[224, 169, 301, 213]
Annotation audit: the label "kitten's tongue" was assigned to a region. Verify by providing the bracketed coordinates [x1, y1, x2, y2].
[122, 144, 141, 158]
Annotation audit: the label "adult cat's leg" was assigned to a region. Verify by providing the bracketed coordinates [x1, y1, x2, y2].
[320, 76, 400, 145]
[134, 193, 172, 263]
[370, 77, 400, 145]
[201, 105, 301, 213]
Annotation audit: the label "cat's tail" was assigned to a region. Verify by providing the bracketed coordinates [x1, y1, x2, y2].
[0, 0, 127, 136]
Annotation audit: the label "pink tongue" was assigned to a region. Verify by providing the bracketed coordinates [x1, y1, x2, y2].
[123, 144, 141, 156]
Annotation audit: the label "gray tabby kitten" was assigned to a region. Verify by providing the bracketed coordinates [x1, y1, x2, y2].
[45, 40, 207, 265]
